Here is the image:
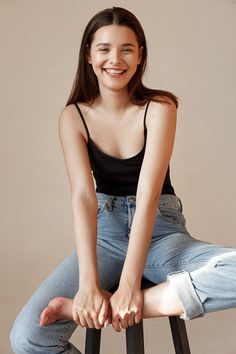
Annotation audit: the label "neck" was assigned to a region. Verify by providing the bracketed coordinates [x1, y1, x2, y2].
[95, 88, 132, 114]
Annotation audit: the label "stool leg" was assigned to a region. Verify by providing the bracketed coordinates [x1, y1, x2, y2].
[126, 319, 145, 354]
[169, 316, 191, 354]
[84, 328, 101, 354]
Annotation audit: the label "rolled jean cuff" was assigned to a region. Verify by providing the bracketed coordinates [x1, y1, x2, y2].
[167, 271, 205, 320]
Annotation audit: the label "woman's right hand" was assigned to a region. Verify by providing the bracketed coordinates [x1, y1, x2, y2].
[72, 285, 112, 329]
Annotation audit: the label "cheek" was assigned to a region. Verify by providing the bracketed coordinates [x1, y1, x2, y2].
[127, 54, 140, 67]
[92, 57, 106, 70]
[128, 60, 139, 73]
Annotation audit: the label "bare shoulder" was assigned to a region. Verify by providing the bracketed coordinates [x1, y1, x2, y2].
[149, 96, 177, 114]
[146, 97, 177, 128]
[58, 104, 79, 127]
[57, 103, 95, 199]
[58, 103, 87, 141]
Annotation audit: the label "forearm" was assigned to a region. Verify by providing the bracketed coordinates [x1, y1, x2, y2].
[72, 197, 100, 287]
[120, 196, 159, 286]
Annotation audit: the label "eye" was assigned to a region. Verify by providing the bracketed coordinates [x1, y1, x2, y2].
[98, 48, 109, 52]
[122, 48, 133, 53]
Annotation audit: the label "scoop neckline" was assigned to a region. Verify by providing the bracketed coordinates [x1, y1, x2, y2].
[88, 135, 146, 161]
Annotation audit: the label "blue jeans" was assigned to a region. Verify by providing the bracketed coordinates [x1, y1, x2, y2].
[10, 193, 236, 353]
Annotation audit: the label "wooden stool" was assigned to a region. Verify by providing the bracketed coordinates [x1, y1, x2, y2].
[84, 278, 191, 354]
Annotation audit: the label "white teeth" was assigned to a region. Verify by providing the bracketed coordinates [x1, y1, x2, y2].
[105, 69, 125, 74]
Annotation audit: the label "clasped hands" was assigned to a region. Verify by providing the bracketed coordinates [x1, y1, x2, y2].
[72, 282, 143, 332]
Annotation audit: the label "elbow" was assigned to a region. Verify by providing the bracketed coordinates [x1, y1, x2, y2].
[71, 192, 98, 208]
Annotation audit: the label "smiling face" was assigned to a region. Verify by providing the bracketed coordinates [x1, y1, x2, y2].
[87, 24, 143, 94]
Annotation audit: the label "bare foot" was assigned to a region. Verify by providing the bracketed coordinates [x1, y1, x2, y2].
[40, 297, 73, 326]
[39, 289, 113, 327]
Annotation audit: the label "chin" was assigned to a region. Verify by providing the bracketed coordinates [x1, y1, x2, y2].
[107, 85, 129, 93]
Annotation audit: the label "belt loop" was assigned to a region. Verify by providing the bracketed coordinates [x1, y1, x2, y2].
[106, 196, 115, 210]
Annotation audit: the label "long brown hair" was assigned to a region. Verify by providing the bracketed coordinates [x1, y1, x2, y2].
[66, 7, 179, 108]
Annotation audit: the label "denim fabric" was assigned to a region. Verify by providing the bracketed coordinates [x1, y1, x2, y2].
[10, 193, 236, 353]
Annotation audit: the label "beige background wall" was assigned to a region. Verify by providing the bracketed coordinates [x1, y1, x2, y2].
[1, 0, 236, 353]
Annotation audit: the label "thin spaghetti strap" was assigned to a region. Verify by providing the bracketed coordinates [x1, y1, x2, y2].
[143, 100, 151, 131]
[74, 103, 91, 140]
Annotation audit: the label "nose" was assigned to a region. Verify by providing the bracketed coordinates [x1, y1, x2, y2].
[108, 49, 121, 65]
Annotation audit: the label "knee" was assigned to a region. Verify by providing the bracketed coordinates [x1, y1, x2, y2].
[10, 318, 31, 353]
[10, 310, 41, 353]
[10, 319, 25, 353]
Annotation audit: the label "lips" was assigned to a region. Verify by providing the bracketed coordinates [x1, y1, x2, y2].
[104, 68, 126, 74]
[103, 68, 126, 76]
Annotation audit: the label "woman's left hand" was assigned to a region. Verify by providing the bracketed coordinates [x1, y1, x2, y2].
[109, 282, 143, 332]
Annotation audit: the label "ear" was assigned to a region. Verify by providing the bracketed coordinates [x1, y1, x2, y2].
[137, 46, 143, 64]
[86, 44, 92, 64]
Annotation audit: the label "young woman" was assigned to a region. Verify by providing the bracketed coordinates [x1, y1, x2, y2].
[10, 7, 236, 354]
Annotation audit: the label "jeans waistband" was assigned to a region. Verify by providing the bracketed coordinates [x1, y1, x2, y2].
[96, 192, 183, 212]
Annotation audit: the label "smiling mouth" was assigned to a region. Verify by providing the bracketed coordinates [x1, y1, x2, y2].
[103, 68, 126, 76]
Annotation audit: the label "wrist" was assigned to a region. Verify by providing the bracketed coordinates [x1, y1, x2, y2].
[119, 273, 142, 288]
[120, 262, 142, 287]
[79, 271, 100, 289]
[79, 279, 100, 290]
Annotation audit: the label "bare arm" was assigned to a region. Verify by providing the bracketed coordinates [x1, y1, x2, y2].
[58, 104, 99, 286]
[58, 104, 111, 329]
[109, 99, 177, 332]
[120, 99, 177, 286]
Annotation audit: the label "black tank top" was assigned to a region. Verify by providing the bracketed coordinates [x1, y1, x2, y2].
[74, 102, 175, 196]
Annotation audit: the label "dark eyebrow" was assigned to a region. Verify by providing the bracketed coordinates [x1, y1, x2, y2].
[96, 43, 135, 47]
[121, 43, 135, 47]
[96, 43, 110, 47]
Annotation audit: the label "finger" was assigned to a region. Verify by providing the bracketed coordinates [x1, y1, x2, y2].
[93, 317, 102, 330]
[121, 311, 133, 329]
[98, 299, 108, 326]
[104, 318, 110, 327]
[120, 317, 128, 329]
[112, 315, 121, 332]
[72, 307, 81, 326]
[107, 304, 112, 325]
[79, 313, 88, 328]
[88, 309, 103, 330]
[104, 304, 112, 327]
[92, 312, 103, 330]
[128, 312, 135, 327]
[85, 315, 95, 328]
[134, 310, 141, 324]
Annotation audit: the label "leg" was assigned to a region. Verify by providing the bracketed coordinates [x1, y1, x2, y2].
[168, 244, 236, 319]
[10, 246, 125, 354]
[38, 194, 236, 326]
[142, 195, 236, 320]
[11, 192, 134, 352]
[10, 249, 80, 354]
[141, 281, 184, 318]
[38, 281, 184, 325]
